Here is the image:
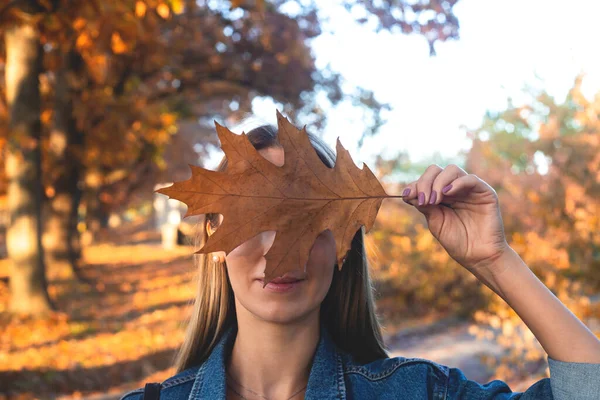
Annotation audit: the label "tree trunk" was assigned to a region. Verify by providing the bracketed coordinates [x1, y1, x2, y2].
[82, 168, 108, 245]
[44, 51, 85, 280]
[70, 183, 83, 262]
[5, 19, 54, 314]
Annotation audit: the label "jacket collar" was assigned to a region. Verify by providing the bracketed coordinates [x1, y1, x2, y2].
[188, 323, 346, 400]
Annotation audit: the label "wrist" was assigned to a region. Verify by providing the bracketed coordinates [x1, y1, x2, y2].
[484, 246, 520, 276]
[468, 246, 522, 298]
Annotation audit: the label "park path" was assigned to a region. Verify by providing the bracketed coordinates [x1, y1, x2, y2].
[386, 318, 505, 383]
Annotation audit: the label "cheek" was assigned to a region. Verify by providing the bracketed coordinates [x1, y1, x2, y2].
[228, 230, 276, 259]
[311, 231, 336, 261]
[306, 232, 337, 285]
[225, 231, 275, 283]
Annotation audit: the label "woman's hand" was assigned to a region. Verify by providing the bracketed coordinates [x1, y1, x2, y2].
[402, 164, 510, 274]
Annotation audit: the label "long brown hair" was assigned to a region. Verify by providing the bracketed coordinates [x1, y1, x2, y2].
[174, 123, 389, 372]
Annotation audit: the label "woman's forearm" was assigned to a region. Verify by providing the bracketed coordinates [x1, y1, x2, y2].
[472, 246, 600, 363]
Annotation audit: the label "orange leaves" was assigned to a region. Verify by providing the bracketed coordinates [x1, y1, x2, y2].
[111, 32, 129, 54]
[156, 3, 170, 19]
[73, 17, 87, 31]
[75, 32, 93, 52]
[514, 231, 571, 270]
[86, 54, 109, 84]
[41, 109, 53, 124]
[389, 234, 411, 253]
[367, 190, 479, 320]
[526, 190, 540, 204]
[52, 0, 189, 185]
[135, 1, 183, 20]
[415, 225, 434, 252]
[461, 74, 600, 383]
[135, 1, 147, 18]
[170, 0, 185, 14]
[0, 242, 195, 396]
[159, 112, 177, 127]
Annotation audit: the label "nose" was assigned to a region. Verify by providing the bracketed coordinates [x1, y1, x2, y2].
[260, 230, 277, 254]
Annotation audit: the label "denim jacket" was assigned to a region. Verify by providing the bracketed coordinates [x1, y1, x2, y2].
[121, 323, 600, 399]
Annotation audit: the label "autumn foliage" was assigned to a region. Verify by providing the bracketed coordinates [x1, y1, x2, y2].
[1, 77, 599, 397]
[368, 75, 600, 382]
[463, 76, 600, 381]
[1, 0, 599, 399]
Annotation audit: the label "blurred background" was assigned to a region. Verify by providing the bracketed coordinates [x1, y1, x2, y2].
[1, 0, 599, 398]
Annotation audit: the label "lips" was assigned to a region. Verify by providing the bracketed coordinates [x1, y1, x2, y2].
[258, 274, 305, 284]
[270, 277, 302, 284]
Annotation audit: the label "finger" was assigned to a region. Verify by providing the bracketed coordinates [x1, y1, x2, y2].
[401, 181, 418, 205]
[430, 164, 468, 205]
[402, 192, 454, 227]
[441, 173, 496, 198]
[404, 197, 420, 207]
[415, 164, 443, 206]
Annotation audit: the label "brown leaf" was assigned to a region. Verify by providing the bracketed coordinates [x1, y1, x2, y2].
[158, 110, 395, 284]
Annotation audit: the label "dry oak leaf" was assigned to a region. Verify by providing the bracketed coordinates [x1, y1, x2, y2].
[157, 110, 402, 285]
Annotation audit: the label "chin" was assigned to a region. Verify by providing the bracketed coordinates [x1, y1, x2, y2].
[249, 300, 315, 324]
[256, 302, 305, 323]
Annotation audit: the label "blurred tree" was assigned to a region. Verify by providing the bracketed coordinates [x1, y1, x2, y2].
[3, 0, 54, 314]
[366, 75, 599, 382]
[342, 0, 460, 55]
[375, 150, 465, 184]
[367, 196, 487, 323]
[0, 0, 462, 313]
[465, 75, 600, 381]
[39, 0, 463, 238]
[44, 48, 86, 279]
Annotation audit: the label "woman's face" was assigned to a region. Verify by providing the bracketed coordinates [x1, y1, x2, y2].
[210, 146, 337, 324]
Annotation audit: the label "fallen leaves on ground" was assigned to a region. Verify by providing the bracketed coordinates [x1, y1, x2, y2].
[0, 242, 195, 399]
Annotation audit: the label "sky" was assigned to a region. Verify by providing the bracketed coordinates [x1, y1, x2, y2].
[247, 0, 600, 172]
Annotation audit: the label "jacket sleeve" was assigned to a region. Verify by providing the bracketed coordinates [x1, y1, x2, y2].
[446, 356, 600, 400]
[547, 356, 600, 400]
[446, 367, 553, 399]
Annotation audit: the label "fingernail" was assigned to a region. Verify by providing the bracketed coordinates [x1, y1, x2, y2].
[429, 191, 437, 204]
[402, 188, 411, 196]
[418, 192, 425, 206]
[442, 184, 453, 194]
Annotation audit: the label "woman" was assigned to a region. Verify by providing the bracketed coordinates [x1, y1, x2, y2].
[122, 124, 600, 400]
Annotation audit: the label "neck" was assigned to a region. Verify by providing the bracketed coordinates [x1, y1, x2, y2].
[226, 300, 320, 399]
